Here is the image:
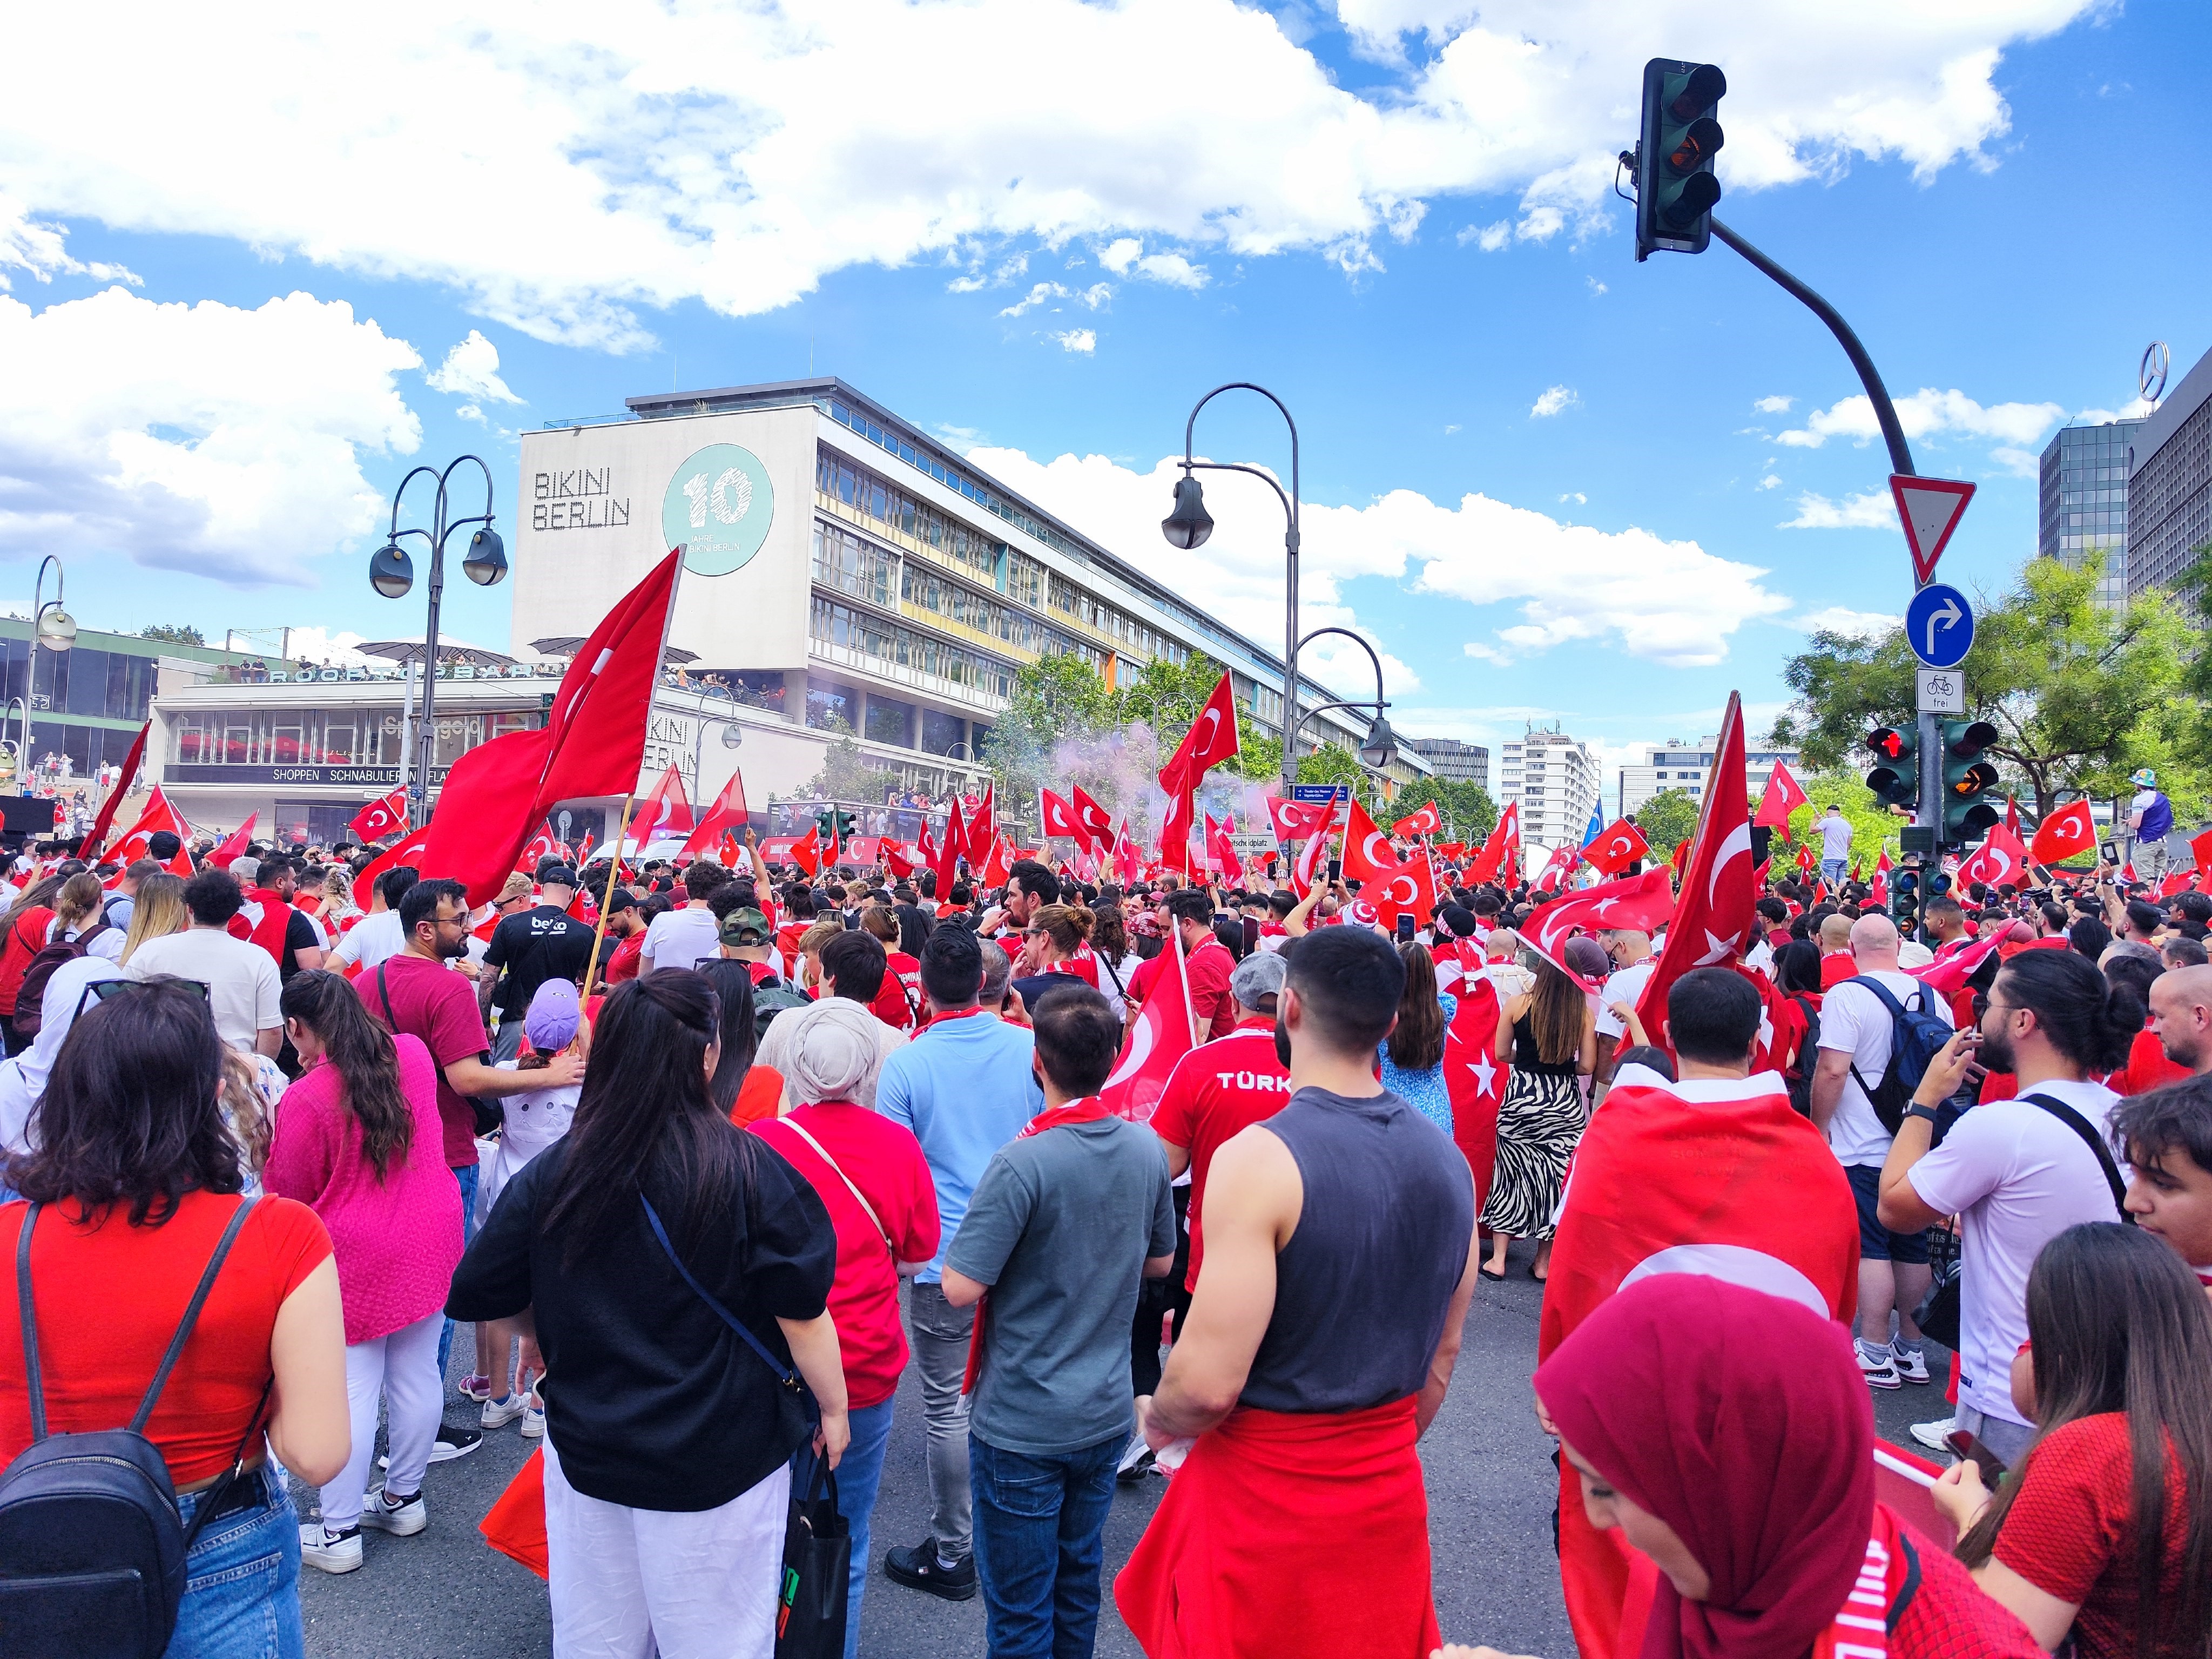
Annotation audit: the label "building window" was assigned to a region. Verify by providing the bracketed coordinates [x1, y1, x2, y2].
[920, 709, 967, 756]
[864, 694, 915, 748]
[807, 683, 859, 731]
[817, 447, 1000, 578]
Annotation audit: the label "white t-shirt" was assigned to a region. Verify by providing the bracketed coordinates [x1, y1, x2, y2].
[128, 927, 282, 1053]
[1819, 815, 1854, 861]
[1906, 1078, 2125, 1428]
[47, 919, 125, 963]
[332, 909, 406, 971]
[1595, 961, 1656, 1038]
[642, 906, 721, 974]
[1816, 969, 1954, 1165]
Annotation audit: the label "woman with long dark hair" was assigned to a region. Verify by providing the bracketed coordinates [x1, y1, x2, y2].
[263, 968, 460, 1574]
[0, 978, 349, 1649]
[0, 874, 65, 1054]
[697, 958, 784, 1125]
[1483, 952, 1596, 1281]
[449, 973, 847, 1656]
[1933, 1222, 2212, 1658]
[1380, 941, 1454, 1134]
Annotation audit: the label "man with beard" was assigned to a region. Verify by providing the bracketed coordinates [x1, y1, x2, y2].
[2148, 963, 2212, 1074]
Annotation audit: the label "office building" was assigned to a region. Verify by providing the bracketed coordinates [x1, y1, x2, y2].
[1617, 736, 1801, 817]
[0, 618, 269, 783]
[1405, 736, 1488, 790]
[2127, 343, 2212, 604]
[1498, 726, 1596, 848]
[2039, 418, 2142, 609]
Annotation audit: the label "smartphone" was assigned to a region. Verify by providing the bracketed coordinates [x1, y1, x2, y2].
[1395, 915, 1416, 942]
[1326, 858, 1343, 883]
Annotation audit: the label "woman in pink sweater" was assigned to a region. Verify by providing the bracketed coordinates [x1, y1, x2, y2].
[264, 968, 461, 1575]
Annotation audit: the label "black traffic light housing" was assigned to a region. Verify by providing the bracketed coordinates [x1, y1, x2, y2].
[1890, 859, 1922, 934]
[1635, 59, 1727, 260]
[1940, 720, 2002, 847]
[1865, 725, 1919, 812]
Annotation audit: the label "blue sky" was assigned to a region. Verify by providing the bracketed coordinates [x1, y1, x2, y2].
[2, 0, 2204, 783]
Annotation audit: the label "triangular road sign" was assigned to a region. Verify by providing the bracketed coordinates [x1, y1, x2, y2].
[1890, 474, 1975, 585]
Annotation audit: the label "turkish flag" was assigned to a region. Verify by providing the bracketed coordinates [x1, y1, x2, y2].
[80, 720, 150, 863]
[790, 824, 825, 878]
[1959, 822, 2031, 891]
[103, 787, 195, 879]
[1541, 1074, 1860, 1659]
[348, 786, 410, 846]
[1532, 845, 1576, 895]
[1442, 970, 1504, 1216]
[1581, 819, 1651, 878]
[2029, 799, 2098, 866]
[933, 799, 966, 893]
[1752, 759, 1809, 830]
[1365, 851, 1439, 930]
[1870, 850, 1892, 909]
[1290, 827, 1331, 898]
[1341, 799, 1399, 886]
[1159, 671, 1240, 790]
[633, 766, 694, 843]
[354, 823, 435, 896]
[518, 824, 558, 873]
[1101, 922, 1196, 1123]
[1112, 821, 1144, 887]
[1039, 788, 1084, 843]
[1070, 785, 1115, 852]
[977, 832, 1011, 890]
[884, 839, 919, 880]
[1464, 802, 1520, 886]
[1523, 867, 1677, 994]
[207, 814, 259, 871]
[1909, 932, 2005, 1001]
[969, 781, 997, 850]
[1206, 814, 1245, 886]
[1795, 841, 1815, 874]
[2187, 826, 2212, 876]
[1392, 801, 1442, 838]
[1633, 693, 1758, 1051]
[678, 769, 750, 861]
[1158, 781, 1198, 875]
[1266, 794, 1337, 844]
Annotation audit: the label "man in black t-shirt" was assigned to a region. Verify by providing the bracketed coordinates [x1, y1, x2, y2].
[479, 865, 594, 1060]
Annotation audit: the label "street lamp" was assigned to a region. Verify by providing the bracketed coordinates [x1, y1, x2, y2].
[20, 555, 75, 772]
[370, 456, 504, 813]
[1285, 625, 1393, 784]
[690, 685, 744, 797]
[1164, 383, 1300, 790]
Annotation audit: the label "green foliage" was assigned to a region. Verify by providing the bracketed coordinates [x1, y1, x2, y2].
[793, 718, 902, 805]
[1771, 553, 2204, 821]
[140, 623, 205, 646]
[1633, 789, 1699, 856]
[1759, 773, 1905, 874]
[1427, 778, 1498, 841]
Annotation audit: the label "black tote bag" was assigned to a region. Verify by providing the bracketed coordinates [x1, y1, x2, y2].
[777, 1458, 849, 1659]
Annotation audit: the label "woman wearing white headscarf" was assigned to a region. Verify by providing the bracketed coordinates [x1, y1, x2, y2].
[750, 997, 939, 1659]
[0, 954, 126, 1158]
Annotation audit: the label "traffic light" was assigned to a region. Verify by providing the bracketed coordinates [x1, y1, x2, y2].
[833, 808, 857, 841]
[1865, 725, 1919, 812]
[816, 807, 857, 841]
[1890, 860, 1921, 934]
[1940, 720, 2002, 846]
[1635, 59, 1726, 260]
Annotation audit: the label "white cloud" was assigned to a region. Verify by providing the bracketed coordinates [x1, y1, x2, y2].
[0, 1, 2104, 343]
[1558, 491, 1586, 504]
[1754, 394, 1795, 414]
[1444, 423, 1461, 435]
[2075, 399, 2155, 423]
[0, 285, 422, 584]
[1001, 281, 1114, 316]
[1756, 473, 1782, 490]
[0, 192, 140, 291]
[1584, 275, 1606, 296]
[1989, 446, 2041, 478]
[1134, 252, 1209, 289]
[1777, 386, 2066, 450]
[424, 329, 520, 404]
[1098, 238, 1143, 274]
[1794, 605, 1900, 639]
[1782, 490, 1893, 530]
[1530, 384, 1579, 419]
[1459, 221, 1512, 251]
[1049, 329, 1096, 353]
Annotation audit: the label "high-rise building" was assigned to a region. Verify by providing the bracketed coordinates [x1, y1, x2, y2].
[1616, 736, 1800, 817]
[1498, 726, 1596, 848]
[1405, 736, 1488, 790]
[2040, 419, 2142, 610]
[2127, 343, 2212, 604]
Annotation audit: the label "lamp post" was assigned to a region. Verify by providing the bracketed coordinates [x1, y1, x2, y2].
[369, 456, 506, 814]
[1284, 628, 1394, 800]
[1162, 383, 1301, 790]
[20, 556, 77, 771]
[689, 685, 745, 797]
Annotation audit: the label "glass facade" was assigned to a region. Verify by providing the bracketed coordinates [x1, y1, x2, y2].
[809, 598, 1017, 702]
[2039, 420, 2141, 610]
[816, 448, 1003, 578]
[171, 706, 536, 770]
[864, 693, 915, 747]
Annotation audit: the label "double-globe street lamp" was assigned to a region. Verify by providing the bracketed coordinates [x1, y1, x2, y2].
[1161, 386, 1393, 791]
[368, 456, 507, 813]
[16, 555, 78, 784]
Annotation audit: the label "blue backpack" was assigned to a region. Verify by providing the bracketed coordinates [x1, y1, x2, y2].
[1842, 976, 1952, 1134]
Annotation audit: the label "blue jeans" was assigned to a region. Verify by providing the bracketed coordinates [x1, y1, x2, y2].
[437, 1162, 480, 1381]
[791, 1397, 895, 1659]
[1820, 858, 1847, 885]
[968, 1431, 1123, 1659]
[168, 1466, 305, 1658]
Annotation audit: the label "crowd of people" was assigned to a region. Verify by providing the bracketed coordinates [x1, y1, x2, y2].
[1, 803, 2209, 1659]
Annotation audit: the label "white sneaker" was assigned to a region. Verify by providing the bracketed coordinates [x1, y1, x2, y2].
[357, 1488, 427, 1536]
[1857, 1342, 1900, 1390]
[481, 1394, 528, 1429]
[1891, 1343, 1931, 1385]
[1909, 1416, 1958, 1452]
[520, 1393, 545, 1440]
[299, 1522, 362, 1574]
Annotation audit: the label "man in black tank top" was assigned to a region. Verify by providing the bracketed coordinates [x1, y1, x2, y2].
[1115, 926, 1480, 1659]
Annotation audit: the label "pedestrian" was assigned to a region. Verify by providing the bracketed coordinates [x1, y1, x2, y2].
[129, 867, 285, 1059]
[858, 906, 921, 1030]
[1378, 941, 1453, 1134]
[2127, 768, 2175, 884]
[1118, 926, 1479, 1659]
[0, 875, 66, 1054]
[0, 976, 351, 1653]
[263, 968, 462, 1574]
[332, 867, 419, 973]
[640, 862, 729, 977]
[877, 924, 1043, 1602]
[1878, 948, 2139, 1467]
[696, 958, 787, 1125]
[1817, 802, 1854, 886]
[1512, 1274, 2046, 1659]
[758, 930, 906, 1111]
[1809, 913, 1955, 1390]
[0, 955, 125, 1161]
[943, 983, 1176, 1658]
[752, 997, 940, 1659]
[1127, 891, 1237, 1039]
[478, 864, 592, 1062]
[42, 871, 123, 963]
[2111, 1078, 2212, 1281]
[1482, 950, 1596, 1282]
[1932, 1223, 2212, 1658]
[2146, 963, 2212, 1074]
[446, 973, 847, 1659]
[593, 886, 648, 990]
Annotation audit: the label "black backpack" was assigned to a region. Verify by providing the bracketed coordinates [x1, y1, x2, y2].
[0, 1198, 269, 1659]
[1840, 975, 1954, 1135]
[752, 974, 813, 1043]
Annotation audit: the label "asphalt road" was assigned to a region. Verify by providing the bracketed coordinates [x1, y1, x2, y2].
[294, 1246, 1957, 1658]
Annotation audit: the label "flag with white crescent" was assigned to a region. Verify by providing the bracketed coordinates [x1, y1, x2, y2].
[2028, 799, 2096, 866]
[1581, 819, 1651, 878]
[1340, 798, 1399, 886]
[1522, 867, 1677, 993]
[1958, 821, 2029, 891]
[1101, 921, 1196, 1123]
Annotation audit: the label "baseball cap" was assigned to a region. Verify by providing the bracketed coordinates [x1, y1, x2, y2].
[538, 864, 578, 888]
[719, 907, 771, 947]
[1228, 950, 1286, 1009]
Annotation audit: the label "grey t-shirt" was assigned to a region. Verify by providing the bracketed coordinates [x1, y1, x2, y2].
[947, 1115, 1176, 1457]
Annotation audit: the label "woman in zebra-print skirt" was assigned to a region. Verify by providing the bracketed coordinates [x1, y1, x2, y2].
[1481, 948, 1596, 1282]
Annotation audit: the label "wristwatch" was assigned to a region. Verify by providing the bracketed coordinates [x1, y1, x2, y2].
[1903, 1104, 1941, 1124]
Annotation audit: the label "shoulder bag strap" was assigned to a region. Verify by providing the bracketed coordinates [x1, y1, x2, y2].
[2017, 1092, 2133, 1221]
[775, 1117, 893, 1254]
[1843, 976, 1906, 1099]
[131, 1196, 259, 1432]
[17, 1204, 44, 1443]
[639, 1195, 804, 1393]
[376, 963, 398, 1028]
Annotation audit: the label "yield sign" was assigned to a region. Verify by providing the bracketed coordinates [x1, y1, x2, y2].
[1890, 474, 1975, 585]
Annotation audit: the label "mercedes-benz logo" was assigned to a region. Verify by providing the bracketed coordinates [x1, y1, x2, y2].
[2141, 341, 2170, 407]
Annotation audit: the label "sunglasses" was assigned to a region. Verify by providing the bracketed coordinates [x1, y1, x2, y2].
[75, 975, 212, 1023]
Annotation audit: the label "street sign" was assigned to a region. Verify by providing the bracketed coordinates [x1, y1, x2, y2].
[1889, 475, 1975, 585]
[1917, 667, 1965, 713]
[1290, 784, 1350, 804]
[1905, 582, 1975, 669]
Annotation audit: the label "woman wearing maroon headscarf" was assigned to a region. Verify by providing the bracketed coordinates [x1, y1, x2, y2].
[1439, 1274, 2044, 1659]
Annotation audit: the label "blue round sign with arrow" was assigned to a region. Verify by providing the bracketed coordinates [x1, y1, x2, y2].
[1905, 582, 1975, 670]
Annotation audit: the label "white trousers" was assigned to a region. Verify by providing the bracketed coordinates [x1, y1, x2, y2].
[542, 1432, 790, 1659]
[324, 1310, 443, 1530]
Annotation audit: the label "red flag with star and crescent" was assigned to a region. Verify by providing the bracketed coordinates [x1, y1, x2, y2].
[1581, 819, 1651, 878]
[102, 787, 195, 879]
[1392, 801, 1442, 838]
[1443, 972, 1504, 1216]
[2029, 799, 2097, 867]
[1039, 788, 1084, 845]
[1959, 821, 2031, 891]
[1522, 867, 1677, 993]
[1340, 798, 1399, 887]
[1752, 758, 1809, 830]
[1365, 849, 1440, 930]
[1464, 802, 1520, 886]
[1266, 794, 1337, 845]
[1070, 785, 1115, 853]
[1633, 693, 1758, 1051]
[348, 786, 410, 846]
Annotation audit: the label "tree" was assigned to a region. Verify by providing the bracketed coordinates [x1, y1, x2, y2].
[792, 718, 901, 806]
[1427, 778, 1498, 842]
[139, 623, 204, 646]
[1761, 772, 1904, 875]
[1634, 789, 1698, 857]
[1770, 553, 2202, 820]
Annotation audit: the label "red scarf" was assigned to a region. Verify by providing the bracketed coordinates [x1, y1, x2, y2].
[963, 1095, 1114, 1393]
[245, 887, 294, 967]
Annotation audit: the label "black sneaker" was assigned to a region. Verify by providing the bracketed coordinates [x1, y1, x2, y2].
[884, 1538, 977, 1601]
[380, 1423, 483, 1467]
